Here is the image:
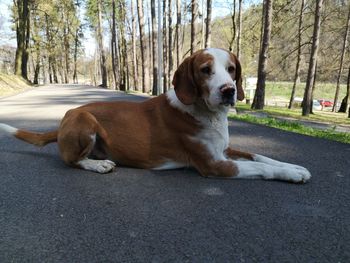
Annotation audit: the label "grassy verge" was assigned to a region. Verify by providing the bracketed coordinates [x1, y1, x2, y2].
[235, 103, 350, 126]
[229, 113, 350, 144]
[0, 73, 33, 97]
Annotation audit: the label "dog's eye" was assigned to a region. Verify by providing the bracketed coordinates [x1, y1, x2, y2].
[201, 66, 211, 75]
[228, 66, 235, 73]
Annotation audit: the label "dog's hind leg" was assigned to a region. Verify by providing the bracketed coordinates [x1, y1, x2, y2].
[57, 110, 116, 173]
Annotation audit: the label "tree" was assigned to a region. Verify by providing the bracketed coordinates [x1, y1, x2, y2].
[130, 0, 138, 91]
[302, 0, 323, 116]
[167, 0, 173, 92]
[339, 67, 350, 113]
[251, 0, 273, 110]
[190, 0, 199, 54]
[236, 0, 243, 59]
[151, 0, 158, 95]
[333, 2, 350, 112]
[205, 0, 212, 48]
[137, 0, 149, 93]
[288, 0, 305, 109]
[175, 0, 182, 67]
[14, 0, 30, 80]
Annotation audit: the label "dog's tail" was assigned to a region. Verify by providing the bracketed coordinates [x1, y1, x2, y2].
[0, 123, 57, 147]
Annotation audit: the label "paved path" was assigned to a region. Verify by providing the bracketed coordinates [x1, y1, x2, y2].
[0, 85, 349, 262]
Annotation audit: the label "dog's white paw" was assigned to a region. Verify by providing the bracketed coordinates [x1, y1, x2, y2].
[77, 159, 116, 174]
[280, 167, 312, 183]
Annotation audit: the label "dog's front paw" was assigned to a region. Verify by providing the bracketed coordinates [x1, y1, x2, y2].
[282, 167, 312, 183]
[95, 160, 116, 174]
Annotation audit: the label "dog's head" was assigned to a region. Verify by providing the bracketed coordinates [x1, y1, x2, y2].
[172, 48, 244, 109]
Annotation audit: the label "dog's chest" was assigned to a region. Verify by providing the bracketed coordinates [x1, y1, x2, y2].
[193, 112, 229, 160]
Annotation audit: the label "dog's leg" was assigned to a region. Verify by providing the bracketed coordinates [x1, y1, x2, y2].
[224, 147, 311, 183]
[58, 110, 116, 174]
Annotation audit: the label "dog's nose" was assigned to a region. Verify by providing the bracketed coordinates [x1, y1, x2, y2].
[220, 84, 235, 106]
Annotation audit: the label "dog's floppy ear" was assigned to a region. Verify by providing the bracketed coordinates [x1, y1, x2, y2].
[232, 54, 244, 101]
[172, 55, 198, 105]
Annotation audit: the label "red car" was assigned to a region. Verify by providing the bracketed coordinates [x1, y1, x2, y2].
[318, 99, 333, 107]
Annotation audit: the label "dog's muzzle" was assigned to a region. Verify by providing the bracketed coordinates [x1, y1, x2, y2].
[220, 84, 236, 106]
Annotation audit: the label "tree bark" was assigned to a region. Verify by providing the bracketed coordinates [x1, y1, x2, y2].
[288, 0, 305, 109]
[339, 67, 350, 113]
[236, 0, 242, 59]
[131, 0, 138, 91]
[205, 0, 212, 48]
[175, 0, 182, 67]
[190, 0, 199, 54]
[332, 2, 350, 112]
[97, 0, 107, 87]
[302, 0, 323, 116]
[137, 0, 149, 93]
[151, 0, 158, 95]
[14, 0, 30, 80]
[110, 0, 119, 90]
[252, 0, 273, 110]
[162, 0, 168, 93]
[167, 0, 173, 91]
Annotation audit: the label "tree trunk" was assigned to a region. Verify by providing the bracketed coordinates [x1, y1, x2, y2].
[151, 0, 158, 95]
[167, 0, 173, 91]
[205, 0, 212, 48]
[236, 0, 243, 59]
[288, 0, 305, 109]
[175, 0, 182, 67]
[229, 0, 236, 52]
[73, 26, 80, 84]
[162, 0, 168, 93]
[332, 2, 350, 112]
[14, 0, 30, 80]
[190, 0, 199, 54]
[131, 0, 138, 91]
[97, 0, 107, 87]
[137, 0, 149, 93]
[111, 0, 119, 90]
[251, 0, 273, 110]
[302, 0, 323, 116]
[339, 67, 350, 113]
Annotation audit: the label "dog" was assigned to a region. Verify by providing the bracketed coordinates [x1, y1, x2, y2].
[0, 48, 311, 183]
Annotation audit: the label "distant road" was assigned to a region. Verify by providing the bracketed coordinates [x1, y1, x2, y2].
[0, 84, 349, 262]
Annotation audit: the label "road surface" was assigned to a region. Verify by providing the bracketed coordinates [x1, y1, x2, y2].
[0, 84, 349, 262]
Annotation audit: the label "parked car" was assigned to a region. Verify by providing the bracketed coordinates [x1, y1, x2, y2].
[313, 100, 322, 110]
[318, 99, 333, 107]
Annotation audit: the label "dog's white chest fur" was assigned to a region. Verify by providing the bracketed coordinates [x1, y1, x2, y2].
[193, 110, 229, 161]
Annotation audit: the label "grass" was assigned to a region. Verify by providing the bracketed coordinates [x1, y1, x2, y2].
[229, 113, 350, 144]
[0, 73, 32, 97]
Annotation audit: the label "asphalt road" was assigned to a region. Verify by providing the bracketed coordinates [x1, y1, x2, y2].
[0, 84, 349, 262]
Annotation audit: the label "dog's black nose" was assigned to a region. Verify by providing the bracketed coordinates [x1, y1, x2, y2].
[220, 85, 235, 106]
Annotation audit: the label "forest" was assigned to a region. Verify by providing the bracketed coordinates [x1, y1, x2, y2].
[1, 0, 350, 117]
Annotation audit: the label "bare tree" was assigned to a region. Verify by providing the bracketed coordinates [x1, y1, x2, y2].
[302, 0, 323, 116]
[288, 0, 305, 109]
[111, 0, 119, 90]
[167, 0, 173, 92]
[137, 0, 149, 93]
[205, 0, 212, 48]
[131, 0, 138, 91]
[175, 0, 182, 67]
[339, 67, 350, 113]
[333, 3, 350, 112]
[236, 0, 243, 59]
[163, 0, 168, 93]
[151, 0, 158, 95]
[190, 0, 199, 54]
[97, 0, 107, 87]
[251, 0, 273, 110]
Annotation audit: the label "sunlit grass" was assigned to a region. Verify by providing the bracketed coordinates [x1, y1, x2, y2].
[229, 113, 350, 144]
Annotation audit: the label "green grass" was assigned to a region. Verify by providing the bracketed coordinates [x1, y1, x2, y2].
[229, 113, 350, 144]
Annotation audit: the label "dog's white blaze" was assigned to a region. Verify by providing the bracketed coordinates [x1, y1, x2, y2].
[204, 48, 237, 107]
[0, 123, 18, 135]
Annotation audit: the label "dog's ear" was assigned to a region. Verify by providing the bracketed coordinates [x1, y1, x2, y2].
[232, 53, 244, 101]
[172, 55, 198, 105]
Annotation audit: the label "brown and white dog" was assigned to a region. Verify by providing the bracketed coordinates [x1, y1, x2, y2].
[0, 48, 311, 183]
